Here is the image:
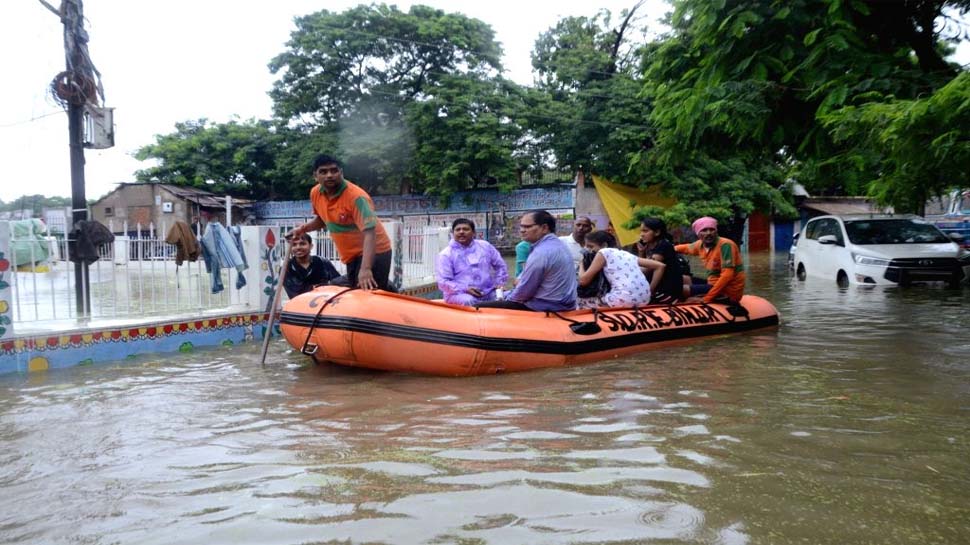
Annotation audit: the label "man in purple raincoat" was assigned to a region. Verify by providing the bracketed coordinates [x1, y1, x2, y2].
[435, 218, 509, 306]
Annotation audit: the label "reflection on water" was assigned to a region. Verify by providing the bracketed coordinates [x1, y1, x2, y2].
[1, 253, 968, 544]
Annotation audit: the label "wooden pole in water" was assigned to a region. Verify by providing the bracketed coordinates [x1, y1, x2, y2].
[260, 242, 291, 365]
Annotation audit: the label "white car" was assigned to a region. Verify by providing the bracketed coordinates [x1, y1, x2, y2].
[793, 214, 970, 287]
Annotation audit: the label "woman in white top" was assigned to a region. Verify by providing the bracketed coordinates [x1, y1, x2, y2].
[577, 230, 666, 309]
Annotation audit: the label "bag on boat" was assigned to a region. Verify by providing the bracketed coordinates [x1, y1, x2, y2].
[577, 251, 610, 298]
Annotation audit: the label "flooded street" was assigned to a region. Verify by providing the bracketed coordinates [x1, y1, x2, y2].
[1, 252, 968, 544]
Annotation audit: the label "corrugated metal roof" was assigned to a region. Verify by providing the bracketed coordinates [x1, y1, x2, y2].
[93, 182, 252, 208]
[801, 199, 886, 215]
[158, 184, 226, 208]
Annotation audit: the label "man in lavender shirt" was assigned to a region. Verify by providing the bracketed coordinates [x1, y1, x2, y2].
[436, 218, 509, 306]
[477, 210, 577, 311]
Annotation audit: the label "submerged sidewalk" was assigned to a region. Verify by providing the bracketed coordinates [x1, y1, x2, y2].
[0, 283, 439, 375]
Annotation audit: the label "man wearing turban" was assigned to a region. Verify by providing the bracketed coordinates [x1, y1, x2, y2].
[674, 216, 746, 303]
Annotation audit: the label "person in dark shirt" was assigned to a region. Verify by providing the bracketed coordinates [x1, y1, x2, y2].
[623, 217, 688, 303]
[283, 233, 341, 298]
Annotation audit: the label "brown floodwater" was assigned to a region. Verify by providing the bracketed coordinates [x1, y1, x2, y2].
[1, 252, 968, 544]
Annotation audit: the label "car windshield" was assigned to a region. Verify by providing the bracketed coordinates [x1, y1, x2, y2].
[844, 219, 950, 245]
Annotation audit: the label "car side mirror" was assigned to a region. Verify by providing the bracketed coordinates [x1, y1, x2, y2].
[948, 232, 965, 243]
[817, 234, 839, 245]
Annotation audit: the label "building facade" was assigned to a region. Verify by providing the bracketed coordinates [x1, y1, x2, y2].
[90, 183, 251, 233]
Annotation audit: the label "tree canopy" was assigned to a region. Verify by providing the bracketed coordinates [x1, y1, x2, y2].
[128, 1, 970, 225]
[636, 0, 969, 223]
[134, 119, 286, 200]
[821, 72, 970, 213]
[269, 4, 503, 126]
[527, 7, 653, 180]
[0, 195, 72, 215]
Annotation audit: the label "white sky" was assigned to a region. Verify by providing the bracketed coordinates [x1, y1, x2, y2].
[0, 0, 966, 204]
[0, 0, 669, 203]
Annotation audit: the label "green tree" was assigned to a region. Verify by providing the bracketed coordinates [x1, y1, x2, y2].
[629, 154, 794, 244]
[637, 0, 968, 224]
[267, 3, 521, 195]
[405, 75, 524, 198]
[269, 4, 502, 125]
[271, 125, 340, 199]
[528, 6, 654, 180]
[134, 119, 286, 199]
[821, 72, 970, 213]
[0, 195, 72, 215]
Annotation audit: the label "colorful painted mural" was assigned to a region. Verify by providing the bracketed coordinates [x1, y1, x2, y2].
[254, 187, 575, 221]
[0, 313, 265, 374]
[0, 222, 12, 340]
[0, 281, 437, 375]
[261, 228, 282, 312]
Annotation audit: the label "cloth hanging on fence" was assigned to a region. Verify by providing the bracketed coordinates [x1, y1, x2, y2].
[164, 221, 200, 265]
[69, 220, 114, 264]
[198, 235, 223, 294]
[200, 222, 248, 294]
[229, 225, 248, 268]
[10, 219, 50, 266]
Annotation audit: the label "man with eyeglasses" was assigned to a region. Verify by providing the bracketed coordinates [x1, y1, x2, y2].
[477, 210, 576, 311]
[287, 154, 393, 291]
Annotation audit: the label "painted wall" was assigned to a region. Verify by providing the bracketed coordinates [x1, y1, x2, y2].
[0, 222, 12, 340]
[255, 187, 575, 222]
[0, 280, 437, 375]
[774, 221, 796, 252]
[0, 312, 265, 374]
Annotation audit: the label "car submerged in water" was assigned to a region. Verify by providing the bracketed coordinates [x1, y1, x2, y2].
[792, 214, 970, 288]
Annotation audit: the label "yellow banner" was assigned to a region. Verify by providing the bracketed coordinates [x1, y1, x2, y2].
[591, 176, 676, 247]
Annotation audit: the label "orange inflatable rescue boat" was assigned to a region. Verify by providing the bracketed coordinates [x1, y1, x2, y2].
[279, 286, 780, 376]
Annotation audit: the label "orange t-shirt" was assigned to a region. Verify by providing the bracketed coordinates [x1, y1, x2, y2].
[675, 237, 746, 302]
[309, 180, 391, 264]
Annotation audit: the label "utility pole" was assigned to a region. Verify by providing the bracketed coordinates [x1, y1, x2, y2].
[41, 0, 109, 319]
[65, 0, 89, 317]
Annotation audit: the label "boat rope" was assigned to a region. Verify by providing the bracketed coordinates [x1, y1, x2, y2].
[548, 309, 602, 335]
[697, 299, 749, 322]
[300, 286, 358, 355]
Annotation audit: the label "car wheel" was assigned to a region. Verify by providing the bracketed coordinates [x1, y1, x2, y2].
[796, 263, 806, 281]
[837, 271, 849, 288]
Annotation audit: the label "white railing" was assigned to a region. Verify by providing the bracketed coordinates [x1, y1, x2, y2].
[272, 221, 449, 287]
[8, 221, 236, 324]
[4, 220, 450, 329]
[402, 226, 448, 284]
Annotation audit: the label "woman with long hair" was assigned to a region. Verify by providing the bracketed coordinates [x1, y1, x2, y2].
[629, 218, 689, 303]
[578, 230, 665, 309]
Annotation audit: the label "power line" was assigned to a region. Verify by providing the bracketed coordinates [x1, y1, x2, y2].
[0, 110, 63, 128]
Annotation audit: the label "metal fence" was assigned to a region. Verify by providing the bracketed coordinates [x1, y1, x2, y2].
[8, 222, 236, 324]
[401, 225, 447, 284]
[270, 221, 447, 286]
[6, 220, 448, 328]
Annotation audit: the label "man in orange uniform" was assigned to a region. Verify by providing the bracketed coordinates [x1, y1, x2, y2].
[675, 216, 746, 303]
[288, 154, 393, 290]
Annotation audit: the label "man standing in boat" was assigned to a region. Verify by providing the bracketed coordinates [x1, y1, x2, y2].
[477, 210, 577, 311]
[287, 154, 393, 291]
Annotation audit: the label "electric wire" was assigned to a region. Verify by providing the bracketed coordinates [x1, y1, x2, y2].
[0, 110, 63, 128]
